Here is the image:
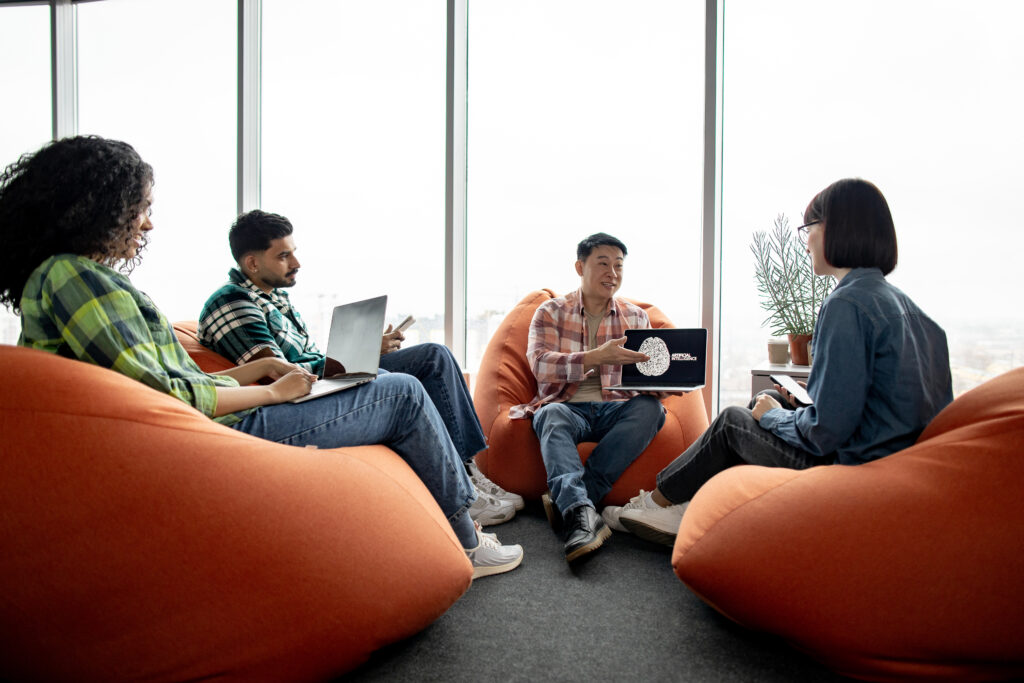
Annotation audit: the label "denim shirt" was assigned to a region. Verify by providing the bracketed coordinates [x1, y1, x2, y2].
[759, 268, 952, 464]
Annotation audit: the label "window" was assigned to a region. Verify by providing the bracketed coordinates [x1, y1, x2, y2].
[77, 0, 237, 324]
[719, 0, 1024, 406]
[0, 4, 51, 343]
[262, 0, 446, 348]
[465, 0, 706, 372]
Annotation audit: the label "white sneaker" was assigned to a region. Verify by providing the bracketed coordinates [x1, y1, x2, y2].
[466, 522, 524, 579]
[616, 491, 689, 547]
[600, 489, 657, 532]
[468, 490, 515, 526]
[468, 461, 525, 511]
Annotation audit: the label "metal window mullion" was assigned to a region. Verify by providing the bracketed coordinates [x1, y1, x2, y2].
[238, 0, 261, 213]
[700, 0, 724, 418]
[445, 0, 468, 364]
[51, 0, 77, 139]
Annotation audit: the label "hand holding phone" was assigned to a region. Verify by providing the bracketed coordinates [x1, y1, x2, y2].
[393, 315, 415, 334]
[770, 373, 813, 405]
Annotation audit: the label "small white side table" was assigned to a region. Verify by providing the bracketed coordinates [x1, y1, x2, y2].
[751, 363, 810, 398]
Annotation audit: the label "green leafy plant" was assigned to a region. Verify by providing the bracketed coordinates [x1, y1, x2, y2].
[751, 214, 835, 336]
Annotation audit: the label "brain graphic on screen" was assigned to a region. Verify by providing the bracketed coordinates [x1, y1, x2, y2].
[636, 336, 670, 376]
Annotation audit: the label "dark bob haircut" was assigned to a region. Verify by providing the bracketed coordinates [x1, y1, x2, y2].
[804, 178, 898, 276]
[229, 210, 294, 263]
[0, 135, 153, 312]
[576, 232, 628, 261]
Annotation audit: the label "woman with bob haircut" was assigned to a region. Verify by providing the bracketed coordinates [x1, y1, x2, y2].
[0, 135, 522, 578]
[601, 177, 954, 546]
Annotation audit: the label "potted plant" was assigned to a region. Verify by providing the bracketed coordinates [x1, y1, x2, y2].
[750, 214, 835, 365]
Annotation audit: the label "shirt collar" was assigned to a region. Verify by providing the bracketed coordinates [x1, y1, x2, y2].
[228, 267, 293, 309]
[569, 288, 619, 317]
[834, 267, 884, 290]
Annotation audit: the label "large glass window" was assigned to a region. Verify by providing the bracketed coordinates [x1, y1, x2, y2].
[262, 0, 446, 348]
[77, 0, 237, 324]
[719, 0, 1024, 407]
[0, 4, 51, 344]
[466, 0, 706, 372]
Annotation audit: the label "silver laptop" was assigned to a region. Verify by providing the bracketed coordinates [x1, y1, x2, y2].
[605, 328, 707, 392]
[290, 295, 387, 403]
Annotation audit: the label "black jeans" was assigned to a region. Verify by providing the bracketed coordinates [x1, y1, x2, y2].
[656, 391, 835, 504]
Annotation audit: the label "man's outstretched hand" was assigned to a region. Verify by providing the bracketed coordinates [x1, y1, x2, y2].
[583, 335, 649, 367]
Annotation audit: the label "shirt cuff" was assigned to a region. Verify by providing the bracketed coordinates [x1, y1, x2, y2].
[758, 407, 786, 431]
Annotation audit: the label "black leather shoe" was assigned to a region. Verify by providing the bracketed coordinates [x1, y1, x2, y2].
[541, 491, 562, 533]
[563, 505, 611, 562]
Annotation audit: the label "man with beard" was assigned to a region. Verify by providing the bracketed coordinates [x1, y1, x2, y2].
[199, 210, 522, 526]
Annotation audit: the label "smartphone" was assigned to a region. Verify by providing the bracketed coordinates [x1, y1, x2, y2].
[769, 373, 813, 405]
[393, 315, 416, 334]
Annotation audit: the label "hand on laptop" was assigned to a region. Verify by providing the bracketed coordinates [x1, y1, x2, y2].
[381, 324, 405, 356]
[584, 336, 650, 367]
[268, 368, 317, 403]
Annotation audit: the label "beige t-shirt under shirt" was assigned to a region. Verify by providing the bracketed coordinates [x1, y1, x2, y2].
[569, 310, 605, 403]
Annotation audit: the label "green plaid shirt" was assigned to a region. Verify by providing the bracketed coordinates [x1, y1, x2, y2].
[18, 254, 250, 426]
[198, 268, 325, 376]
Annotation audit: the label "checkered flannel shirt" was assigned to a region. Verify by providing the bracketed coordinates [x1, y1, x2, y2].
[509, 289, 650, 419]
[18, 254, 249, 425]
[198, 268, 325, 376]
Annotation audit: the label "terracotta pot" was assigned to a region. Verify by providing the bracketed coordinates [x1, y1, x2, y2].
[788, 333, 812, 366]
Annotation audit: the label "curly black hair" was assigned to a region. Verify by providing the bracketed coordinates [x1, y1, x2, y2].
[0, 135, 154, 312]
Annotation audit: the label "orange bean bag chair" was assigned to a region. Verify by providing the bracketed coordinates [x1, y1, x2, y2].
[672, 366, 1024, 682]
[473, 289, 710, 505]
[173, 320, 237, 373]
[0, 344, 473, 682]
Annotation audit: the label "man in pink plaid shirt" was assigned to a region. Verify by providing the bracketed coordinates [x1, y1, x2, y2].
[514, 233, 666, 563]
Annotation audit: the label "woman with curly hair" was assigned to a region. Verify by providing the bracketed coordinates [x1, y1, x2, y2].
[0, 135, 522, 579]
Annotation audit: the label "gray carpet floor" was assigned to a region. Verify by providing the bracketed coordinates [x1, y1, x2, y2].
[342, 501, 852, 682]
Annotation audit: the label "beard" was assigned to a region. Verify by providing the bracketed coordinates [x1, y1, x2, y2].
[262, 269, 299, 289]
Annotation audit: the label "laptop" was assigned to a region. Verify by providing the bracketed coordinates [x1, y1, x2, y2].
[290, 295, 388, 403]
[605, 328, 707, 392]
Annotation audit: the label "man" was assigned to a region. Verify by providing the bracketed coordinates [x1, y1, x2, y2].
[510, 232, 666, 562]
[198, 210, 522, 525]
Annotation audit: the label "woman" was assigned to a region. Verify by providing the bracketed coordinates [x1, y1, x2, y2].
[0, 135, 522, 578]
[603, 178, 953, 545]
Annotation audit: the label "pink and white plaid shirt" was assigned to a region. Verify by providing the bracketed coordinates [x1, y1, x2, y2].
[510, 289, 651, 419]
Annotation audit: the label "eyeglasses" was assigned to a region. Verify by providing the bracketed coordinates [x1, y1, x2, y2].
[796, 220, 820, 244]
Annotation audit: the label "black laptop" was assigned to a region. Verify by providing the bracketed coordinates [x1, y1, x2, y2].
[605, 328, 707, 392]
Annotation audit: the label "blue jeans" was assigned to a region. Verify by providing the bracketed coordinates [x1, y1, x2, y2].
[656, 390, 837, 504]
[231, 372, 476, 537]
[532, 396, 665, 516]
[379, 343, 487, 464]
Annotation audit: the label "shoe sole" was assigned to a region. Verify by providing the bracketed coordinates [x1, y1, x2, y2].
[541, 493, 561, 532]
[472, 550, 524, 579]
[619, 517, 677, 548]
[565, 524, 612, 563]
